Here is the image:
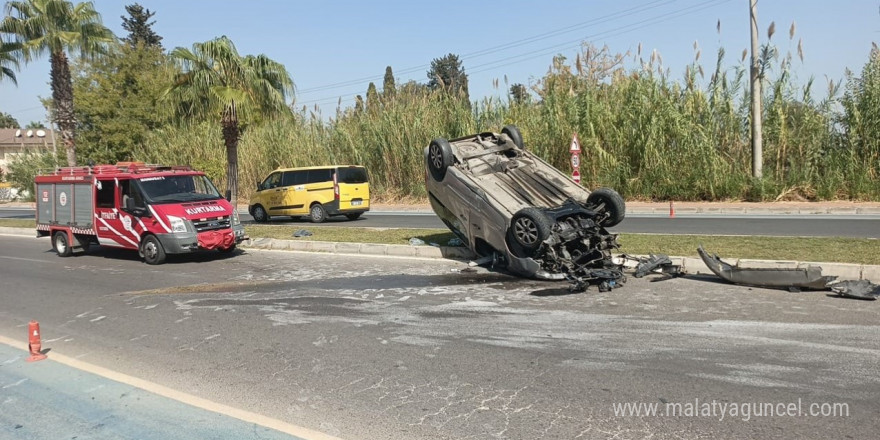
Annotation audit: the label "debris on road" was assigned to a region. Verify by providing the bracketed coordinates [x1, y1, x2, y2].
[697, 245, 837, 291]
[830, 280, 880, 300]
[631, 254, 684, 278]
[408, 237, 425, 246]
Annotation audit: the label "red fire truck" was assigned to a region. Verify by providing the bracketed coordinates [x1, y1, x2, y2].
[35, 162, 246, 264]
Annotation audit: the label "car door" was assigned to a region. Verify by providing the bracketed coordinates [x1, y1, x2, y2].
[261, 172, 284, 214]
[280, 170, 307, 215]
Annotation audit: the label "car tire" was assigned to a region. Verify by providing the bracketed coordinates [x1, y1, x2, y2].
[587, 187, 626, 227]
[502, 125, 524, 149]
[345, 213, 362, 221]
[52, 231, 72, 257]
[509, 207, 552, 255]
[309, 203, 327, 223]
[427, 138, 454, 182]
[141, 235, 167, 265]
[218, 244, 236, 253]
[252, 205, 269, 223]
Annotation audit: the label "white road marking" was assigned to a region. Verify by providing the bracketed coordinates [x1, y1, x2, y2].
[0, 334, 344, 440]
[0, 256, 48, 263]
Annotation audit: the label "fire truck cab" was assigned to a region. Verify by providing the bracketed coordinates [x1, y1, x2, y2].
[35, 162, 246, 264]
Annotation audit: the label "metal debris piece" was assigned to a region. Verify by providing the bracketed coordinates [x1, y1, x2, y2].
[697, 245, 836, 290]
[568, 268, 626, 292]
[292, 229, 313, 237]
[633, 254, 683, 278]
[830, 280, 880, 300]
[408, 237, 425, 246]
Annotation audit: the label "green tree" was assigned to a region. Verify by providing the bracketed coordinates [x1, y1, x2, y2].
[366, 82, 379, 111]
[121, 3, 162, 49]
[509, 83, 529, 105]
[383, 65, 395, 98]
[25, 120, 45, 128]
[1, 41, 20, 84]
[73, 42, 172, 164]
[0, 0, 115, 166]
[427, 53, 469, 101]
[165, 36, 294, 205]
[0, 111, 19, 128]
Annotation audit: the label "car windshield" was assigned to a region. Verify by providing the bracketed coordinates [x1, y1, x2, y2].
[137, 174, 222, 203]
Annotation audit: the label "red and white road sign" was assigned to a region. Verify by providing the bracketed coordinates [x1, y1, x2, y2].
[570, 153, 580, 169]
[572, 169, 581, 183]
[570, 134, 581, 153]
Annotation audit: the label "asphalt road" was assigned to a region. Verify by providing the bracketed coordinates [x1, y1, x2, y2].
[1, 233, 878, 439]
[1, 207, 878, 238]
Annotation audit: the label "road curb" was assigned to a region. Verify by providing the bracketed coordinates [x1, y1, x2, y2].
[4, 226, 878, 282]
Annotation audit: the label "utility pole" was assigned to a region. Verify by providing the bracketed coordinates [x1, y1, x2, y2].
[749, 0, 763, 178]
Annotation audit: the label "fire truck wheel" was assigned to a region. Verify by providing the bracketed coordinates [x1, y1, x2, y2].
[52, 231, 72, 257]
[141, 235, 167, 265]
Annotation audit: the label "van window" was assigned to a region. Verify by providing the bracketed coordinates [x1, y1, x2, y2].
[306, 169, 332, 184]
[337, 167, 368, 184]
[262, 172, 282, 190]
[283, 170, 307, 186]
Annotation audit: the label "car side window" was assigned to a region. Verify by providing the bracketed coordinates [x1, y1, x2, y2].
[263, 172, 281, 190]
[306, 169, 331, 184]
[281, 171, 297, 187]
[292, 171, 307, 185]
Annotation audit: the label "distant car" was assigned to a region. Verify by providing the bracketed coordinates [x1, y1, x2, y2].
[424, 126, 626, 287]
[249, 165, 370, 223]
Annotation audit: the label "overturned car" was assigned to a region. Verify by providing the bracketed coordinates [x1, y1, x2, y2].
[424, 126, 626, 290]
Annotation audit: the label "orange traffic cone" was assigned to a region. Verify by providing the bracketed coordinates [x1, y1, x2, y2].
[669, 200, 675, 218]
[26, 320, 47, 362]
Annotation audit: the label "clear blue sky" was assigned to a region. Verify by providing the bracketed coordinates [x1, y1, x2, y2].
[2, 0, 878, 126]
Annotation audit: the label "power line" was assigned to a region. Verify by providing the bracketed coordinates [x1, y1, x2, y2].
[296, 0, 675, 95]
[295, 0, 731, 109]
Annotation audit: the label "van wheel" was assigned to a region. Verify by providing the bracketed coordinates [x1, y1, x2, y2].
[309, 204, 327, 223]
[252, 205, 269, 223]
[509, 208, 552, 255]
[52, 231, 72, 257]
[345, 213, 362, 221]
[587, 188, 626, 227]
[427, 138, 453, 182]
[502, 125, 524, 149]
[141, 235, 167, 265]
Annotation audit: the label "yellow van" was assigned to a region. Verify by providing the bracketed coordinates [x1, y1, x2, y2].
[248, 165, 370, 223]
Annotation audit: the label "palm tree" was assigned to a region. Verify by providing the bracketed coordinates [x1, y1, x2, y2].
[165, 36, 294, 206]
[0, 0, 114, 166]
[1, 41, 20, 84]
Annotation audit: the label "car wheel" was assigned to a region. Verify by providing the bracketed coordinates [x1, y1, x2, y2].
[502, 125, 524, 149]
[252, 205, 269, 223]
[587, 187, 626, 227]
[218, 244, 236, 253]
[427, 138, 453, 182]
[141, 235, 167, 265]
[345, 213, 362, 220]
[52, 231, 72, 257]
[309, 203, 327, 223]
[509, 207, 552, 255]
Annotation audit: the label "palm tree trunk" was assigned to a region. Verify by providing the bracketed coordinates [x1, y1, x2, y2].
[50, 51, 76, 166]
[222, 104, 240, 207]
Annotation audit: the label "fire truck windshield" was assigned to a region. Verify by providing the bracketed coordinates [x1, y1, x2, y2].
[136, 174, 222, 204]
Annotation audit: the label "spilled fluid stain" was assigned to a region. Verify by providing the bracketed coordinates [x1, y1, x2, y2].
[125, 272, 534, 296]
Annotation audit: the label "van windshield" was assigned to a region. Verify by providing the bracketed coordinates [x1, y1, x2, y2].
[137, 175, 222, 203]
[337, 167, 368, 184]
